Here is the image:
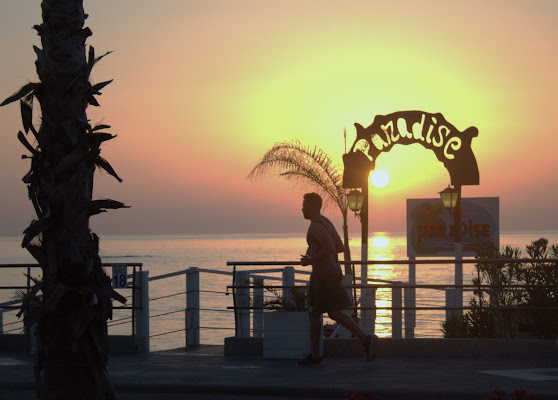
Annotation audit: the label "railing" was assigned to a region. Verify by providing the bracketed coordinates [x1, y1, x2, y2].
[3, 257, 557, 352]
[226, 258, 558, 340]
[145, 267, 235, 349]
[0, 263, 144, 352]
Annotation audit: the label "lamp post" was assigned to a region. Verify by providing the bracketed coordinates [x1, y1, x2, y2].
[439, 184, 463, 313]
[343, 150, 374, 334]
[346, 188, 369, 281]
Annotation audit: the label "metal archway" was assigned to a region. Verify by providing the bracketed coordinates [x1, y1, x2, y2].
[343, 110, 479, 188]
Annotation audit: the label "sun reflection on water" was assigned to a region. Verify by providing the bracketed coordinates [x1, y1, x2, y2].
[372, 237, 389, 248]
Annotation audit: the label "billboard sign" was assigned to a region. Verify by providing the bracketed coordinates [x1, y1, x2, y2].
[407, 197, 499, 257]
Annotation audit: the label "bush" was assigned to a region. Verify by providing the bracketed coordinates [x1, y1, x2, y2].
[442, 238, 558, 339]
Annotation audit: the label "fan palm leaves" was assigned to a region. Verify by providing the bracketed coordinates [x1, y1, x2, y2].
[248, 140, 352, 273]
[2, 1, 126, 398]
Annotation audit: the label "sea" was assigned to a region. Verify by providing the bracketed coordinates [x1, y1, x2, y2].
[1, 231, 557, 352]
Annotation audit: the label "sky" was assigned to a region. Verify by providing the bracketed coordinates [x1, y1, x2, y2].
[0, 1, 557, 236]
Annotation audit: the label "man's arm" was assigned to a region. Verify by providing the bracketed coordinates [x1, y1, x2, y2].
[301, 222, 335, 266]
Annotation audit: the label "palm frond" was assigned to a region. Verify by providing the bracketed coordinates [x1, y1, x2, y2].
[247, 139, 346, 212]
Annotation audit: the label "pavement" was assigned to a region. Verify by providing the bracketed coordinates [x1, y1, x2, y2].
[1, 345, 558, 400]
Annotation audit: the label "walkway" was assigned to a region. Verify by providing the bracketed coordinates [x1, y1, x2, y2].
[1, 346, 557, 400]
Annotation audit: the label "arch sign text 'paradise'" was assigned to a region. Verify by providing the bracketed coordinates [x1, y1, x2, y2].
[343, 111, 479, 188]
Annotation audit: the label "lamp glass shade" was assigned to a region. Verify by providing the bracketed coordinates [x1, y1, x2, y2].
[439, 186, 459, 209]
[347, 190, 365, 212]
[451, 192, 459, 208]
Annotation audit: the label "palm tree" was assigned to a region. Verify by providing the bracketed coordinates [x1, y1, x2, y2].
[248, 140, 353, 274]
[2, 1, 126, 398]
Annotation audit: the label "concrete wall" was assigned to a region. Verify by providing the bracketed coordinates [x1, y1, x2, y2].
[225, 337, 558, 359]
[0, 334, 146, 354]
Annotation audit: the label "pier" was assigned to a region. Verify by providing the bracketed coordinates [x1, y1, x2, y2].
[1, 259, 558, 399]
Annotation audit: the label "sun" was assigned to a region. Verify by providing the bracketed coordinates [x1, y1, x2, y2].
[370, 170, 389, 188]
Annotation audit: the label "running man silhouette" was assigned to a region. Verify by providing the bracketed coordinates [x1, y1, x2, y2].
[298, 192, 375, 366]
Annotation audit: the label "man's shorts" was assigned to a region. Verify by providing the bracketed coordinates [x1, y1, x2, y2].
[307, 272, 351, 315]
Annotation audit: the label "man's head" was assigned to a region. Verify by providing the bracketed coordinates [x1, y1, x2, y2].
[302, 192, 322, 220]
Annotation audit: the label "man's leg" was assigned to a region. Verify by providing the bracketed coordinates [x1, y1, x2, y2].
[309, 312, 322, 358]
[327, 308, 367, 343]
[328, 308, 377, 361]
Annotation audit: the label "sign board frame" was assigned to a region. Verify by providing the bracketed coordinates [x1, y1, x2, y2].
[407, 197, 499, 257]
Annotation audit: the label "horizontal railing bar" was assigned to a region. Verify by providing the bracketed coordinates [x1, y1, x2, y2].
[0, 299, 21, 306]
[3, 327, 23, 334]
[352, 277, 398, 284]
[2, 320, 23, 327]
[102, 263, 143, 267]
[228, 284, 558, 289]
[197, 268, 233, 276]
[0, 286, 31, 290]
[241, 268, 286, 274]
[149, 270, 187, 281]
[200, 326, 235, 330]
[149, 268, 233, 282]
[0, 263, 143, 268]
[0, 298, 23, 307]
[199, 290, 228, 295]
[228, 306, 558, 311]
[150, 309, 185, 319]
[150, 328, 185, 338]
[150, 292, 187, 302]
[107, 320, 132, 327]
[227, 258, 558, 266]
[250, 275, 282, 281]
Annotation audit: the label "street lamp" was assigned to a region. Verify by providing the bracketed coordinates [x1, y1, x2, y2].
[439, 185, 459, 210]
[347, 189, 365, 216]
[439, 184, 463, 315]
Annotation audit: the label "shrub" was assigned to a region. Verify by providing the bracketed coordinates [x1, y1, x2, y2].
[442, 238, 558, 339]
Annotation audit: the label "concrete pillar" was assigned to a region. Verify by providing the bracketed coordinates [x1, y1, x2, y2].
[282, 266, 295, 309]
[360, 287, 376, 336]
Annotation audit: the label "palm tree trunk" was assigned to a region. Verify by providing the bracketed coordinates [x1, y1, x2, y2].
[27, 1, 121, 398]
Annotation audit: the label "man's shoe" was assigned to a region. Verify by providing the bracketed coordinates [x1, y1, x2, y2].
[297, 353, 323, 367]
[363, 334, 377, 362]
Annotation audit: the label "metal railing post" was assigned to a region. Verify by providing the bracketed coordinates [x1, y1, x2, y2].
[253, 277, 264, 338]
[134, 270, 149, 353]
[234, 270, 250, 338]
[392, 282, 403, 339]
[186, 267, 200, 347]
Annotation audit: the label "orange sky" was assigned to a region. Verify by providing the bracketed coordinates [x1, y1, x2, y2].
[0, 1, 557, 236]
